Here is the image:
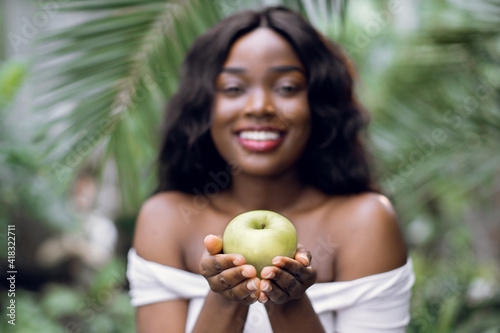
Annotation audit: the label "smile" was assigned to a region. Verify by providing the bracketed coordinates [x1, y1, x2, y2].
[236, 130, 285, 152]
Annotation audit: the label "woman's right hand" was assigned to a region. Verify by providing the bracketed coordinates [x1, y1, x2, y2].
[199, 234, 261, 305]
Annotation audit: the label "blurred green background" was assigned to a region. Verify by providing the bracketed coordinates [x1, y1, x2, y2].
[0, 0, 499, 332]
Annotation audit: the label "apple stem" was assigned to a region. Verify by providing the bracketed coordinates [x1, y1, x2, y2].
[261, 223, 266, 229]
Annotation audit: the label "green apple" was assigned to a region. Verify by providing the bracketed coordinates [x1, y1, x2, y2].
[222, 210, 297, 278]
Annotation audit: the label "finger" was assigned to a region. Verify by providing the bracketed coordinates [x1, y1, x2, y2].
[243, 292, 259, 305]
[260, 279, 288, 305]
[258, 291, 268, 304]
[207, 264, 256, 292]
[204, 234, 223, 255]
[281, 257, 317, 286]
[200, 253, 246, 277]
[295, 244, 312, 266]
[265, 266, 302, 296]
[223, 277, 260, 301]
[269, 257, 306, 281]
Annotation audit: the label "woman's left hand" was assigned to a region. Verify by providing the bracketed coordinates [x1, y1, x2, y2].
[258, 244, 317, 304]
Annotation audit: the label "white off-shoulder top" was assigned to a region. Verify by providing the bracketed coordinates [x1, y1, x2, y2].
[127, 248, 415, 333]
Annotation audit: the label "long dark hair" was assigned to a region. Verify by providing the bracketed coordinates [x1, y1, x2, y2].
[156, 6, 376, 196]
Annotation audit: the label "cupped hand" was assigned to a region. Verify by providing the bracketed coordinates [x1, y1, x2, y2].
[199, 234, 261, 305]
[258, 244, 317, 304]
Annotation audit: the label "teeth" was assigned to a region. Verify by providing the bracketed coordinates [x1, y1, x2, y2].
[239, 131, 281, 141]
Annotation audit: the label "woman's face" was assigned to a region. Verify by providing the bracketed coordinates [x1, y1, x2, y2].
[211, 28, 311, 177]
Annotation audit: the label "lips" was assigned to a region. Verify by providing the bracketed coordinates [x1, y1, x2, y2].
[235, 127, 286, 152]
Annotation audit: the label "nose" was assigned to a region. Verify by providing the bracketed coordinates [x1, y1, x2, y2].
[243, 88, 275, 117]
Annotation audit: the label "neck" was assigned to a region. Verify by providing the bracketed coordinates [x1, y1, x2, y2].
[229, 169, 308, 213]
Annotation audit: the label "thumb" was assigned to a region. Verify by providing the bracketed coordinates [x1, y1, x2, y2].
[204, 234, 223, 255]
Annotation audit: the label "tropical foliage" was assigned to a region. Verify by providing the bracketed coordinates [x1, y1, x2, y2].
[1, 0, 499, 332]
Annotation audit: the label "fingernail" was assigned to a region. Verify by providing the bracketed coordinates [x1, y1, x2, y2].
[241, 267, 251, 277]
[259, 296, 268, 304]
[262, 281, 272, 292]
[203, 234, 212, 242]
[299, 254, 310, 265]
[247, 279, 257, 291]
[272, 257, 281, 265]
[262, 271, 274, 279]
[250, 293, 257, 299]
[233, 259, 241, 266]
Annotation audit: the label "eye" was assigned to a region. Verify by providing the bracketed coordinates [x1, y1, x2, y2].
[277, 85, 298, 95]
[222, 86, 244, 96]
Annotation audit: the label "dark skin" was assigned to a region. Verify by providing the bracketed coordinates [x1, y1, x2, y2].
[133, 28, 408, 332]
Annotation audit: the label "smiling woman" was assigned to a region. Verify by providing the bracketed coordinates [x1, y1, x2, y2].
[127, 6, 414, 333]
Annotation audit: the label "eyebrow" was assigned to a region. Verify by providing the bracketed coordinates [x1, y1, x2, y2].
[220, 65, 305, 75]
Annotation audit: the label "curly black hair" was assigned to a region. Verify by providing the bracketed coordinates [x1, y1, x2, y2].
[156, 6, 376, 196]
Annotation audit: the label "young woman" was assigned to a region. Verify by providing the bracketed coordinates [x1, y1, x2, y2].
[127, 6, 414, 333]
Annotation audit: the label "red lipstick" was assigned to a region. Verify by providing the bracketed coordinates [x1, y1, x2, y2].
[235, 127, 286, 153]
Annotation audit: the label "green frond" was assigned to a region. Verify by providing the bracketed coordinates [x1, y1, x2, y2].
[33, 0, 222, 212]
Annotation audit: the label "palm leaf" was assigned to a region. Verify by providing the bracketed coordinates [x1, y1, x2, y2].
[354, 0, 500, 230]
[33, 0, 221, 212]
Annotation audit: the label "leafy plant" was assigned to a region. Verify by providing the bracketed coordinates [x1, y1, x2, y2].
[343, 1, 500, 331]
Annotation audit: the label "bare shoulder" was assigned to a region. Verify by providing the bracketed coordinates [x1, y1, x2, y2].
[333, 192, 408, 281]
[133, 191, 195, 269]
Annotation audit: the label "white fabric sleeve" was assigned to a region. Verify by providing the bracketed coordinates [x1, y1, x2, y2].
[126, 248, 209, 307]
[308, 258, 415, 333]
